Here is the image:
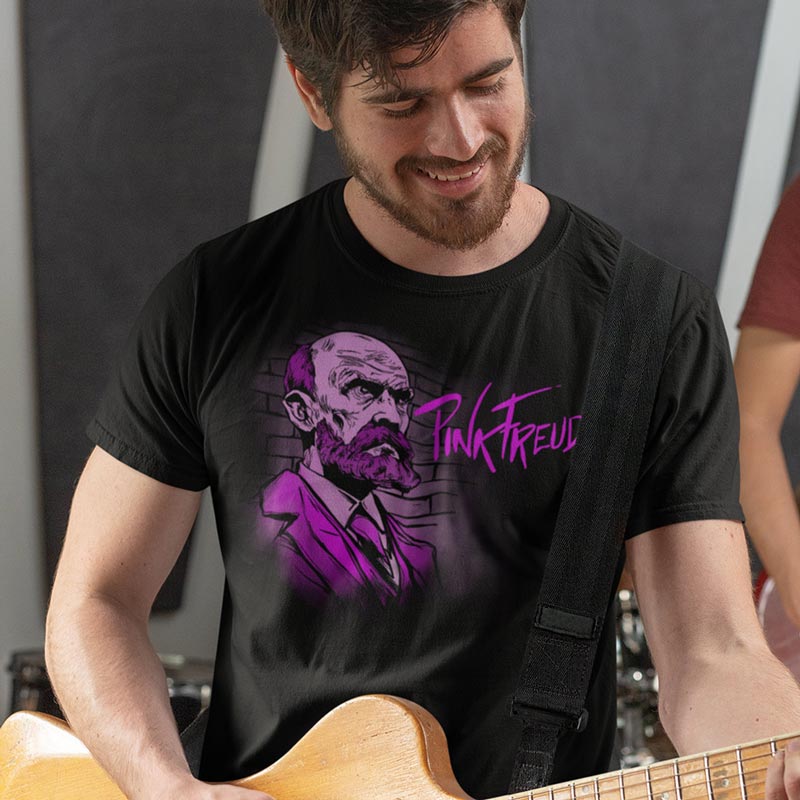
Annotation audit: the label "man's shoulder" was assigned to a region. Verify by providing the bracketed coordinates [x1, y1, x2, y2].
[553, 193, 711, 307]
[150, 180, 344, 312]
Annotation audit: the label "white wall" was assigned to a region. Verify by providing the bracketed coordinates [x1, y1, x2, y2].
[716, 0, 800, 348]
[0, 0, 46, 720]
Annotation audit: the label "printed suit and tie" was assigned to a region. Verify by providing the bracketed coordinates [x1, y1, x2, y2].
[258, 331, 438, 605]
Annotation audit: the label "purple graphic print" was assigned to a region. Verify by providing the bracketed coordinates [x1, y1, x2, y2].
[257, 332, 583, 604]
[259, 332, 437, 605]
[414, 383, 581, 473]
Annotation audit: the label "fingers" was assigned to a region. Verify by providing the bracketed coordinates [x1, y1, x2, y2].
[785, 741, 800, 800]
[770, 739, 800, 800]
[767, 750, 787, 800]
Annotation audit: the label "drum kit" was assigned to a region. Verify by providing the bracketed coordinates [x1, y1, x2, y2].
[615, 588, 675, 767]
[6, 650, 213, 734]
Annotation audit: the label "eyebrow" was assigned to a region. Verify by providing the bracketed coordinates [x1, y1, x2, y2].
[361, 56, 515, 105]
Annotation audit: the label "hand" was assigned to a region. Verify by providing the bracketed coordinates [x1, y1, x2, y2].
[766, 739, 800, 800]
[147, 775, 274, 800]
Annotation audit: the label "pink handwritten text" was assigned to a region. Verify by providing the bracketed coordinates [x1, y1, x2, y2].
[414, 382, 580, 473]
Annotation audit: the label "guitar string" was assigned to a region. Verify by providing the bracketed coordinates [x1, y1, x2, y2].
[514, 774, 773, 800]
[510, 759, 779, 800]
[513, 770, 772, 800]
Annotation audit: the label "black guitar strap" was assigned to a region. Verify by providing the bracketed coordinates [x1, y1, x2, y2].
[508, 238, 680, 792]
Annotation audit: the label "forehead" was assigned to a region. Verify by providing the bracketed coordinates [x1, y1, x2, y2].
[313, 337, 409, 384]
[348, 4, 517, 98]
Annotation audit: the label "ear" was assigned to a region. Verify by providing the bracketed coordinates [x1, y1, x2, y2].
[286, 59, 334, 131]
[283, 390, 319, 433]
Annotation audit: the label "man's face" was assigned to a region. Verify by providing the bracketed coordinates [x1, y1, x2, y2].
[310, 334, 420, 492]
[331, 3, 530, 250]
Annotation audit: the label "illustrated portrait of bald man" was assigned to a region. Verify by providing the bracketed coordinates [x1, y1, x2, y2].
[259, 332, 438, 605]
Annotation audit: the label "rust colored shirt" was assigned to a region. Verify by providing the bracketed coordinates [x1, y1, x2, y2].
[739, 175, 800, 337]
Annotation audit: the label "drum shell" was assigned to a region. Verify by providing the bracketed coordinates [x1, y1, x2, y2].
[6, 649, 213, 731]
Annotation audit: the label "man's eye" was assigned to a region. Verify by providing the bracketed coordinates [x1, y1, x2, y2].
[383, 100, 422, 119]
[394, 389, 413, 406]
[468, 77, 505, 96]
[344, 380, 383, 400]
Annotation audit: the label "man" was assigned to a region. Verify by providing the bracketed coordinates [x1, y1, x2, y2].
[262, 332, 436, 604]
[45, 3, 800, 800]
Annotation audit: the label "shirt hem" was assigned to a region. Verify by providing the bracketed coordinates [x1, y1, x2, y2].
[625, 502, 744, 540]
[87, 419, 210, 491]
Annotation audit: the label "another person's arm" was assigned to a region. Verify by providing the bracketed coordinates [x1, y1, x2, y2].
[627, 519, 800, 797]
[46, 446, 266, 800]
[734, 326, 800, 627]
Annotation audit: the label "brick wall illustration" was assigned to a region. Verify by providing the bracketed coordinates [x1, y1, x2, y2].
[253, 328, 473, 537]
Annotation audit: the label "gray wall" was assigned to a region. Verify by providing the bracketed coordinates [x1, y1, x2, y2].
[3, 0, 800, 720]
[0, 0, 45, 722]
[25, 0, 275, 583]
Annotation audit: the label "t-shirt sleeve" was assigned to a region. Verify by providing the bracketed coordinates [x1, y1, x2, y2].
[625, 285, 744, 538]
[738, 175, 800, 337]
[86, 252, 210, 490]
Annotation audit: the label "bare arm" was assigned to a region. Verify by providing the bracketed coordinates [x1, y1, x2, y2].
[46, 447, 265, 799]
[626, 519, 800, 751]
[627, 518, 800, 800]
[734, 325, 800, 627]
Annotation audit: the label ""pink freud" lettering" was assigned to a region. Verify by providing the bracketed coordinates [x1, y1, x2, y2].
[413, 383, 581, 473]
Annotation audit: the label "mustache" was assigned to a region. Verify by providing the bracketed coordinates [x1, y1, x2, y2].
[346, 422, 414, 460]
[397, 134, 507, 176]
[315, 419, 420, 493]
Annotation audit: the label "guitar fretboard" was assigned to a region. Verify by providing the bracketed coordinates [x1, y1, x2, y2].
[500, 734, 793, 800]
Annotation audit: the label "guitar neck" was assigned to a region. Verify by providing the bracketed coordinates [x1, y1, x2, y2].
[495, 733, 794, 800]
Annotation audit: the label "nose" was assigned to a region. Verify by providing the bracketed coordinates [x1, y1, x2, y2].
[424, 95, 484, 162]
[372, 389, 403, 428]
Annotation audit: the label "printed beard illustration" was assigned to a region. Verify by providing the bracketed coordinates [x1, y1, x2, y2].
[259, 332, 438, 606]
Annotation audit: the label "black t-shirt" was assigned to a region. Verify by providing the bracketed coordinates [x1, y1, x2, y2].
[88, 179, 743, 797]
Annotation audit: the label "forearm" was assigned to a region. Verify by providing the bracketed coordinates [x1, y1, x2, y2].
[45, 593, 194, 800]
[740, 423, 800, 590]
[659, 638, 800, 756]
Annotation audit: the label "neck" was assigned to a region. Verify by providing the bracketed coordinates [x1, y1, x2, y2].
[343, 178, 549, 277]
[489, 733, 793, 800]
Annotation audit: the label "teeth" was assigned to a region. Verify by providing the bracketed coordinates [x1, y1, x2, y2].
[421, 164, 483, 182]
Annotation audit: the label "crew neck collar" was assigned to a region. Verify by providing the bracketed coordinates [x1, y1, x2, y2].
[327, 178, 570, 295]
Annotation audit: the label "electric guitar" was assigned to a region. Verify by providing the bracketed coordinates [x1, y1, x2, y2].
[0, 694, 795, 800]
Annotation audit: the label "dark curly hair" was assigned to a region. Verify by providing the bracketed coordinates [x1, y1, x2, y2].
[260, 0, 526, 113]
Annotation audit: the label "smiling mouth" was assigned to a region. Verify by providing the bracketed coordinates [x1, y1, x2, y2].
[417, 162, 485, 182]
[365, 443, 400, 458]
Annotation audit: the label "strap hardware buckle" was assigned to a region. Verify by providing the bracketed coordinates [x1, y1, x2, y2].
[510, 701, 589, 734]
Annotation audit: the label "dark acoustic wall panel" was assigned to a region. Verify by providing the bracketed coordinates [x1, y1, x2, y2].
[25, 1, 276, 601]
[527, 0, 769, 289]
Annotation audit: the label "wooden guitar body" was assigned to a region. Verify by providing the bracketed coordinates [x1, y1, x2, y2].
[0, 694, 470, 800]
[0, 693, 795, 800]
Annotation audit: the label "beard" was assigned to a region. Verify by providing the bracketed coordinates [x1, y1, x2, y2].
[315, 419, 421, 493]
[333, 103, 532, 251]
